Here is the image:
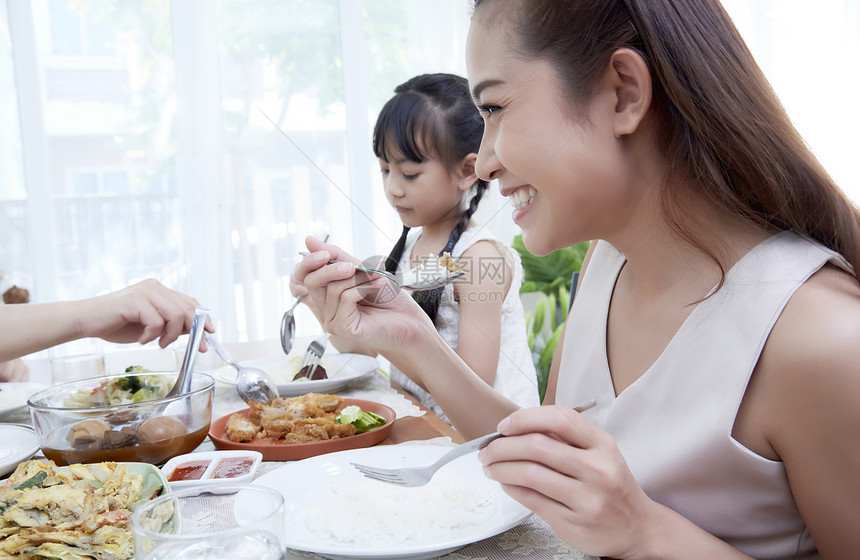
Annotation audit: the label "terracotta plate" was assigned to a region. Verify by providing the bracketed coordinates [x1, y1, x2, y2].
[208, 398, 395, 461]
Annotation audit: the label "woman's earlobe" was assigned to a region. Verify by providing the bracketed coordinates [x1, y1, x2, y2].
[610, 48, 652, 137]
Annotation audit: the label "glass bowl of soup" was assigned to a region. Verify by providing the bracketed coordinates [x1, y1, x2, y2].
[27, 371, 214, 466]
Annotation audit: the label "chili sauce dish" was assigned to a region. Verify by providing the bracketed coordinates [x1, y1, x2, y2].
[160, 450, 262, 489]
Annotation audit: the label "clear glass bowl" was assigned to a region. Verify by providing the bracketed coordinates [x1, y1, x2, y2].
[28, 371, 214, 466]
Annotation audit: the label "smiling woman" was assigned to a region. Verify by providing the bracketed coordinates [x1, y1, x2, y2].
[0, 0, 856, 351]
[294, 0, 860, 559]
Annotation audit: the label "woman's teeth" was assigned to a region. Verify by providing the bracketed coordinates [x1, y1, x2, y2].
[510, 187, 536, 210]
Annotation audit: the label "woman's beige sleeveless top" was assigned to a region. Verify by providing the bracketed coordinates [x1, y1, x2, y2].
[556, 231, 851, 559]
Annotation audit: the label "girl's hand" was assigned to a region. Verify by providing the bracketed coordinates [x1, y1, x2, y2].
[294, 236, 435, 357]
[478, 405, 657, 559]
[77, 278, 213, 349]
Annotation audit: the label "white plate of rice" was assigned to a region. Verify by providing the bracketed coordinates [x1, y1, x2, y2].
[253, 444, 532, 560]
[213, 353, 378, 396]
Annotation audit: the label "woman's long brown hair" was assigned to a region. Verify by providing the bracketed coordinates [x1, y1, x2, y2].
[473, 0, 860, 283]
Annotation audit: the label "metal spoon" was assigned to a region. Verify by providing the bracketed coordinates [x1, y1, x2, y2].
[166, 307, 208, 399]
[153, 307, 207, 418]
[279, 295, 303, 354]
[205, 333, 279, 405]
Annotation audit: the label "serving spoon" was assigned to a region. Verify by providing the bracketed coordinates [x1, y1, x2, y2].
[153, 306, 207, 417]
[205, 333, 279, 405]
[166, 307, 208, 399]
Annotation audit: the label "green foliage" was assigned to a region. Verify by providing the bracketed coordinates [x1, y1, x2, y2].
[513, 235, 589, 296]
[515, 235, 589, 402]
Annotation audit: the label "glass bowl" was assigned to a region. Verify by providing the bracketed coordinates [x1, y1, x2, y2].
[27, 371, 214, 466]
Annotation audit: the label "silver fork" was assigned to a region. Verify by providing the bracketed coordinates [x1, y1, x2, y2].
[297, 332, 331, 379]
[351, 399, 597, 487]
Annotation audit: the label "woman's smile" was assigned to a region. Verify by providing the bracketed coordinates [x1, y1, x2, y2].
[507, 185, 536, 223]
[508, 186, 536, 210]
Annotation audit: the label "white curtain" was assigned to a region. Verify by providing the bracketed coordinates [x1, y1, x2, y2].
[1, 0, 857, 347]
[721, 0, 860, 206]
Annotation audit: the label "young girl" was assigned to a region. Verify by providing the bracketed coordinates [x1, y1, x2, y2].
[296, 73, 539, 419]
[293, 1, 860, 558]
[376, 73, 539, 418]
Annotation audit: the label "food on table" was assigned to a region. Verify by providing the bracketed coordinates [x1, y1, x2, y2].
[65, 419, 111, 448]
[164, 457, 254, 482]
[240, 354, 337, 385]
[335, 405, 386, 434]
[62, 369, 172, 408]
[136, 416, 187, 445]
[62, 414, 188, 455]
[305, 469, 497, 547]
[292, 363, 328, 381]
[166, 459, 210, 482]
[0, 460, 169, 560]
[225, 393, 388, 444]
[212, 456, 255, 478]
[161, 451, 261, 485]
[30, 371, 213, 466]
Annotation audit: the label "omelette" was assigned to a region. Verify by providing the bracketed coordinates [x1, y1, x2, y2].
[0, 460, 166, 560]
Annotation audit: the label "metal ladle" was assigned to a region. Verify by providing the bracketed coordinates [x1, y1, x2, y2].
[153, 306, 207, 417]
[166, 307, 208, 398]
[205, 333, 279, 406]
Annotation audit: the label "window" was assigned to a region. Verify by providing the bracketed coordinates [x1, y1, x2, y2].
[3, 0, 858, 346]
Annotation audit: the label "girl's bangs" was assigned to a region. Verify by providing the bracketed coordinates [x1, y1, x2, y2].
[373, 94, 442, 164]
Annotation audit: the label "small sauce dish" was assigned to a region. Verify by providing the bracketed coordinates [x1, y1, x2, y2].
[161, 450, 262, 488]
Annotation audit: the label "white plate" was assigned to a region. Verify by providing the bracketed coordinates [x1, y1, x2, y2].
[214, 353, 377, 396]
[253, 445, 533, 560]
[0, 425, 41, 478]
[0, 382, 49, 416]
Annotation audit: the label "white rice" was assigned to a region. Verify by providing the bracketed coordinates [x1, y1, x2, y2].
[303, 468, 500, 547]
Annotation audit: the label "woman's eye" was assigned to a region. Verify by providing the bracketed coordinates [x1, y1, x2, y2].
[403, 173, 418, 181]
[478, 104, 501, 117]
[379, 168, 389, 175]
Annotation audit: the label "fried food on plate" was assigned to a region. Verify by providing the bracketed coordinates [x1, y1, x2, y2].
[226, 393, 355, 444]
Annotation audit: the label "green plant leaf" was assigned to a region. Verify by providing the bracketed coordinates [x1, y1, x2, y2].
[513, 235, 589, 296]
[535, 323, 565, 402]
[559, 285, 570, 320]
[531, 297, 546, 338]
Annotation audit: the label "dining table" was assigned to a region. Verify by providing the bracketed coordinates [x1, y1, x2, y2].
[2, 338, 594, 560]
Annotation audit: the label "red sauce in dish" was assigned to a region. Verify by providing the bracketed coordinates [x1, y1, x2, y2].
[167, 460, 211, 481]
[213, 457, 255, 479]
